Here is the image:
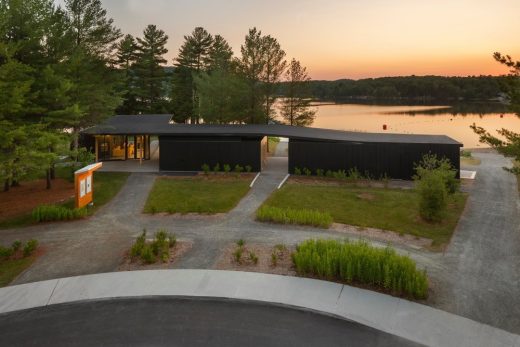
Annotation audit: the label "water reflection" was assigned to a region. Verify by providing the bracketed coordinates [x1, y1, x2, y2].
[311, 103, 520, 148]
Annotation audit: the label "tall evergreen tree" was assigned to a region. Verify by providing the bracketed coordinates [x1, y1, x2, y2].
[208, 34, 233, 71]
[238, 28, 266, 124]
[170, 66, 194, 123]
[133, 24, 168, 113]
[62, 0, 122, 151]
[279, 58, 316, 126]
[174, 27, 213, 123]
[260, 35, 286, 122]
[115, 34, 139, 114]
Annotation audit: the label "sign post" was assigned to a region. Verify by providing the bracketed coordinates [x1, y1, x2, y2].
[74, 162, 103, 209]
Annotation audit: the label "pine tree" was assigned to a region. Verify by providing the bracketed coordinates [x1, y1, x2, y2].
[238, 28, 266, 124]
[174, 27, 214, 123]
[279, 59, 316, 126]
[208, 35, 233, 71]
[115, 34, 139, 114]
[260, 35, 286, 122]
[133, 25, 168, 114]
[170, 66, 194, 123]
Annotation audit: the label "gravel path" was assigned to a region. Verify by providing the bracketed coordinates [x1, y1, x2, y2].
[1, 153, 519, 334]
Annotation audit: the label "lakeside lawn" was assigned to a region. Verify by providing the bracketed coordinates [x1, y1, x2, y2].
[260, 181, 467, 248]
[144, 177, 251, 214]
[0, 171, 129, 229]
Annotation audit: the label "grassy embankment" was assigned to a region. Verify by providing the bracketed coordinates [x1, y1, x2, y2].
[259, 182, 467, 248]
[144, 177, 251, 214]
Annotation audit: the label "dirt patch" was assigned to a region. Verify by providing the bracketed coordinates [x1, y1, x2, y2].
[118, 240, 193, 271]
[356, 193, 376, 201]
[0, 179, 74, 222]
[214, 243, 296, 276]
[331, 223, 433, 249]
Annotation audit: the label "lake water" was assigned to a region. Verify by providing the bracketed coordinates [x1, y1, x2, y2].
[309, 103, 520, 148]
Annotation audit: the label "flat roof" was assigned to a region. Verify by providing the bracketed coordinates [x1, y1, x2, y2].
[82, 114, 462, 146]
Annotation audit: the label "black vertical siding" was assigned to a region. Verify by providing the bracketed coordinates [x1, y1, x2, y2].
[288, 139, 461, 180]
[159, 136, 263, 171]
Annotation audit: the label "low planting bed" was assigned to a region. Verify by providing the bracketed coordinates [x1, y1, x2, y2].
[259, 181, 467, 248]
[119, 230, 192, 270]
[0, 239, 40, 287]
[256, 206, 333, 228]
[144, 176, 251, 214]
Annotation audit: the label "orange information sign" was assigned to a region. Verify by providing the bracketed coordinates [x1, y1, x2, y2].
[74, 163, 103, 209]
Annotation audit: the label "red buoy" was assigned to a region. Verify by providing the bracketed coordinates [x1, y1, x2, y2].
[383, 124, 387, 130]
[500, 114, 504, 118]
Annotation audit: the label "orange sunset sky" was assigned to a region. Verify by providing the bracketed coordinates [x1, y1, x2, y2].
[56, 0, 520, 80]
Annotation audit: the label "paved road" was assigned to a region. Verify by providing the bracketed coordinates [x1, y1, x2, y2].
[0, 153, 519, 334]
[0, 297, 421, 347]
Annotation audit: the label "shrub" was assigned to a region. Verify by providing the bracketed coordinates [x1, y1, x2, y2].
[168, 233, 177, 248]
[416, 171, 448, 222]
[23, 239, 38, 257]
[0, 246, 13, 258]
[271, 252, 278, 267]
[223, 164, 231, 173]
[303, 167, 312, 176]
[236, 239, 245, 247]
[32, 205, 87, 222]
[292, 239, 428, 299]
[333, 170, 347, 179]
[347, 168, 361, 181]
[415, 153, 459, 194]
[294, 167, 302, 175]
[201, 163, 210, 175]
[316, 169, 324, 177]
[11, 240, 22, 252]
[256, 206, 333, 228]
[245, 165, 252, 173]
[213, 163, 221, 173]
[249, 251, 258, 265]
[130, 230, 146, 258]
[234, 164, 244, 173]
[140, 244, 156, 264]
[152, 230, 170, 259]
[325, 170, 333, 178]
[460, 150, 472, 158]
[233, 247, 243, 264]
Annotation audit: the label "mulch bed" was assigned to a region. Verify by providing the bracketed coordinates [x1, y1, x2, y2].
[213, 243, 296, 276]
[118, 240, 193, 271]
[0, 179, 74, 222]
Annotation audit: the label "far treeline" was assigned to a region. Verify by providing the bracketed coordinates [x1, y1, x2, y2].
[280, 75, 507, 101]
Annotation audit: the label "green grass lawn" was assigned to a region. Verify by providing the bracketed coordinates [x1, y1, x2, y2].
[262, 182, 467, 248]
[0, 255, 37, 287]
[144, 177, 251, 214]
[0, 171, 129, 229]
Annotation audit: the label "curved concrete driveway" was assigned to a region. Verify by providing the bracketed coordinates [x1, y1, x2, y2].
[0, 270, 518, 347]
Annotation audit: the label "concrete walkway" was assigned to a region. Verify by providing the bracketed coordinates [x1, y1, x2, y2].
[0, 270, 518, 347]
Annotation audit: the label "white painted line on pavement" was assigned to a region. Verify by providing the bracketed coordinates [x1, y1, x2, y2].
[250, 172, 261, 187]
[277, 174, 290, 189]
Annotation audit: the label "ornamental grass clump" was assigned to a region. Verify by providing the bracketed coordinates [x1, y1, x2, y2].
[130, 229, 177, 264]
[256, 206, 333, 228]
[292, 239, 428, 299]
[32, 205, 87, 222]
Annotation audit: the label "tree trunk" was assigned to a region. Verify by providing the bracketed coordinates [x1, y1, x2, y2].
[4, 179, 9, 192]
[46, 169, 52, 189]
[11, 179, 19, 187]
[50, 165, 56, 180]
